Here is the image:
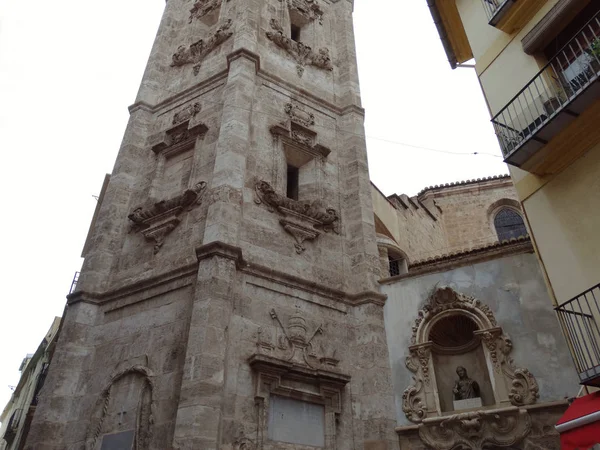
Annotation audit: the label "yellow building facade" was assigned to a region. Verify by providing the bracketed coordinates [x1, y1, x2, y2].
[426, 0, 600, 442]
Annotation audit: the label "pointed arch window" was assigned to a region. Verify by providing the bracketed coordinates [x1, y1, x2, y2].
[494, 208, 528, 241]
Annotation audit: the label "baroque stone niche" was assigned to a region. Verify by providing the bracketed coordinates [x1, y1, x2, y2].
[249, 308, 349, 449]
[266, 18, 333, 76]
[401, 287, 540, 449]
[128, 181, 207, 253]
[86, 365, 155, 450]
[254, 180, 340, 253]
[171, 19, 233, 75]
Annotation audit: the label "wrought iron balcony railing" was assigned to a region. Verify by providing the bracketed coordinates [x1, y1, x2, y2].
[491, 10, 600, 168]
[481, 0, 515, 25]
[556, 282, 600, 386]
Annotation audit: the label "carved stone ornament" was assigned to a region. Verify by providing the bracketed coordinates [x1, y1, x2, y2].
[270, 119, 330, 162]
[249, 307, 349, 450]
[284, 102, 315, 127]
[266, 18, 333, 77]
[402, 286, 539, 426]
[172, 102, 201, 125]
[254, 180, 339, 253]
[188, 0, 230, 23]
[255, 307, 342, 368]
[128, 182, 207, 253]
[418, 407, 532, 450]
[281, 0, 324, 25]
[233, 432, 256, 450]
[171, 19, 233, 75]
[86, 365, 155, 450]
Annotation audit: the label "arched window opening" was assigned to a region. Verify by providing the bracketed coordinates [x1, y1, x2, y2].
[494, 208, 528, 241]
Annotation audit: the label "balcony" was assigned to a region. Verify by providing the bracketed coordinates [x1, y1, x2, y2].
[481, 0, 516, 27]
[491, 11, 600, 174]
[481, 0, 546, 33]
[555, 283, 600, 387]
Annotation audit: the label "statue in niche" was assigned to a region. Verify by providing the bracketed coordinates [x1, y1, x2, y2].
[453, 366, 480, 400]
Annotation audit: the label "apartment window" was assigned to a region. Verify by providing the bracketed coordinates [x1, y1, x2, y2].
[494, 208, 528, 241]
[291, 24, 301, 42]
[286, 165, 299, 200]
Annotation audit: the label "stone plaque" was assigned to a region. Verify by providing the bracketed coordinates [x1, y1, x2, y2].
[100, 430, 135, 450]
[268, 395, 325, 447]
[453, 397, 482, 411]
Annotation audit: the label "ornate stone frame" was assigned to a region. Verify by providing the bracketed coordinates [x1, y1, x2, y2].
[401, 287, 539, 449]
[86, 365, 155, 450]
[249, 354, 349, 450]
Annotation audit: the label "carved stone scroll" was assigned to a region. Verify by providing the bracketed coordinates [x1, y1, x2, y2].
[188, 0, 230, 23]
[128, 182, 207, 253]
[173, 102, 201, 125]
[285, 102, 315, 127]
[418, 407, 532, 450]
[282, 0, 325, 25]
[266, 19, 333, 76]
[402, 344, 432, 423]
[171, 20, 233, 75]
[254, 180, 339, 253]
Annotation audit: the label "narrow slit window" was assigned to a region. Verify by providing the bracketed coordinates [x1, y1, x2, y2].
[287, 165, 299, 200]
[291, 24, 301, 42]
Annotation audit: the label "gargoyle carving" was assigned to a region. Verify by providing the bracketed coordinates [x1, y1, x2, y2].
[189, 0, 230, 23]
[254, 180, 339, 253]
[266, 19, 333, 77]
[172, 20, 233, 75]
[128, 182, 207, 253]
[418, 408, 532, 450]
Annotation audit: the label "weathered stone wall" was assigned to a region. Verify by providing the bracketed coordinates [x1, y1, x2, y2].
[372, 176, 523, 266]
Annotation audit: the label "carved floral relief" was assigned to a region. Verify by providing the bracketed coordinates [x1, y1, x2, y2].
[254, 180, 339, 253]
[266, 19, 333, 76]
[283, 0, 324, 25]
[171, 20, 233, 75]
[172, 102, 201, 125]
[128, 181, 207, 253]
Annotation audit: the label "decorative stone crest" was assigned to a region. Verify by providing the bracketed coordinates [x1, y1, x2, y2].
[284, 102, 315, 127]
[282, 0, 324, 25]
[86, 365, 155, 450]
[418, 407, 532, 450]
[266, 19, 333, 76]
[173, 102, 201, 125]
[171, 20, 233, 75]
[254, 180, 339, 253]
[128, 182, 207, 253]
[188, 0, 229, 23]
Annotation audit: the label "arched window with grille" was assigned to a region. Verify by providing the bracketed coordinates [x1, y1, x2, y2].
[494, 208, 528, 241]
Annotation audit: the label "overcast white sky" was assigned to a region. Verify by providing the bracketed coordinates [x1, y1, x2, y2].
[0, 0, 508, 414]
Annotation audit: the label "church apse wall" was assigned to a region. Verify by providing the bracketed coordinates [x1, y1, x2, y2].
[381, 250, 578, 450]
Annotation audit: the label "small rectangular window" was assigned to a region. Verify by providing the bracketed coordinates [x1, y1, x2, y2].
[287, 165, 299, 200]
[291, 24, 301, 42]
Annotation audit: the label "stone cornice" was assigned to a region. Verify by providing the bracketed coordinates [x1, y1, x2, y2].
[380, 237, 534, 284]
[71, 241, 387, 308]
[128, 47, 364, 120]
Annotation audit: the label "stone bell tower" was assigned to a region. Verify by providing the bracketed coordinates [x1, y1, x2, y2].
[25, 0, 397, 449]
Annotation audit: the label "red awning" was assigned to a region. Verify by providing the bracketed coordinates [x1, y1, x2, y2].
[557, 392, 600, 450]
